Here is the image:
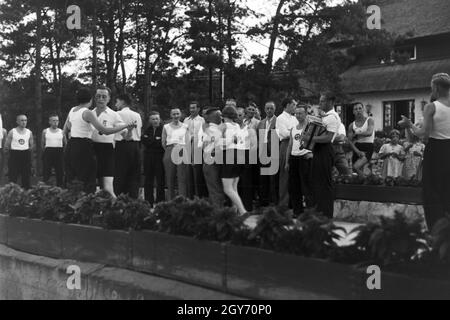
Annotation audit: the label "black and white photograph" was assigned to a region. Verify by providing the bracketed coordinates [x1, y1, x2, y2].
[0, 0, 449, 303]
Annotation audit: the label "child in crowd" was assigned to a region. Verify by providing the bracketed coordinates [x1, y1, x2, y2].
[379, 130, 405, 178]
[402, 134, 425, 179]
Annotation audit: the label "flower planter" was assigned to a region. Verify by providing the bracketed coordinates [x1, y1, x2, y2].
[61, 224, 131, 269]
[335, 185, 423, 205]
[152, 232, 226, 290]
[131, 230, 157, 274]
[225, 245, 359, 300]
[0, 214, 7, 245]
[6, 217, 62, 258]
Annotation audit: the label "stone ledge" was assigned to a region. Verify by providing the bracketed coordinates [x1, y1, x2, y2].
[334, 200, 425, 224]
[0, 244, 244, 300]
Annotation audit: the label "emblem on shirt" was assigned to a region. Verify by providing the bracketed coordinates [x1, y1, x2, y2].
[294, 134, 301, 141]
[103, 120, 108, 126]
[18, 139, 25, 145]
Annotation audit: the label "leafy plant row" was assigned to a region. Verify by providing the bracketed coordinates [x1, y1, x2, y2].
[0, 183, 448, 271]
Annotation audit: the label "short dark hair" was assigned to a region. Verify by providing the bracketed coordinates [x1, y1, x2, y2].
[295, 105, 308, 113]
[96, 85, 112, 97]
[222, 106, 238, 121]
[281, 98, 295, 110]
[205, 108, 220, 116]
[149, 111, 160, 117]
[117, 93, 132, 105]
[189, 101, 199, 107]
[48, 114, 59, 119]
[321, 91, 336, 103]
[76, 87, 92, 104]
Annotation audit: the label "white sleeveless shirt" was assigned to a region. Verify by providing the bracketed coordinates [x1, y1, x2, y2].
[11, 128, 31, 151]
[430, 101, 450, 140]
[68, 107, 94, 139]
[352, 117, 375, 143]
[291, 125, 311, 157]
[164, 123, 188, 146]
[45, 128, 64, 148]
[223, 122, 242, 150]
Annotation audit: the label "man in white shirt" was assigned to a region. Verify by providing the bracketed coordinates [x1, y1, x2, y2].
[236, 106, 257, 212]
[201, 108, 225, 205]
[184, 101, 207, 199]
[306, 92, 340, 218]
[114, 93, 143, 199]
[243, 104, 260, 130]
[257, 101, 278, 206]
[92, 86, 126, 197]
[276, 97, 298, 207]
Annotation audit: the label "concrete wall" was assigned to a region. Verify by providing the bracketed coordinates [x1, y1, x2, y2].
[0, 245, 243, 300]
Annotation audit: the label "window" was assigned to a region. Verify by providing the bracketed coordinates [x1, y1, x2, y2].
[383, 100, 415, 129]
[381, 45, 417, 64]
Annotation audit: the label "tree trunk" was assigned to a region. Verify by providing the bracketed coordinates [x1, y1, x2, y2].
[208, 0, 213, 104]
[263, 0, 286, 103]
[35, 2, 43, 177]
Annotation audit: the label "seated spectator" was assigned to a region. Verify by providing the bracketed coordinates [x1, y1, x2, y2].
[402, 134, 425, 180]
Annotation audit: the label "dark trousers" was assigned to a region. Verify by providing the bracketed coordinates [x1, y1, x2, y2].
[144, 152, 165, 205]
[203, 163, 225, 206]
[259, 164, 279, 206]
[422, 138, 450, 230]
[312, 143, 335, 218]
[278, 140, 290, 206]
[163, 145, 188, 200]
[237, 150, 254, 212]
[43, 147, 64, 187]
[0, 149, 4, 182]
[289, 156, 314, 216]
[9, 150, 31, 189]
[114, 141, 141, 199]
[187, 164, 208, 199]
[65, 138, 97, 194]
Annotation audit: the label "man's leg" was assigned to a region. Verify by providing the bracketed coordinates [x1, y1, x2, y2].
[54, 149, 64, 187]
[163, 147, 176, 200]
[22, 151, 31, 190]
[155, 153, 166, 203]
[8, 150, 19, 184]
[288, 156, 303, 216]
[299, 157, 314, 208]
[203, 164, 225, 206]
[127, 142, 141, 199]
[43, 149, 51, 184]
[312, 145, 335, 218]
[114, 142, 127, 196]
[278, 140, 290, 206]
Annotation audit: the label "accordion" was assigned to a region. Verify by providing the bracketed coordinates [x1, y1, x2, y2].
[299, 116, 327, 151]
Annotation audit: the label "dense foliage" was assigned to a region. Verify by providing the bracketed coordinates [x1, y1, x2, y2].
[0, 182, 447, 270]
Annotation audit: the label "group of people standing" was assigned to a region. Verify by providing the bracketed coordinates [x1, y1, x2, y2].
[1, 73, 448, 231]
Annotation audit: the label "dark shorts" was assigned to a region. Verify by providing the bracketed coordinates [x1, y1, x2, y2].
[93, 142, 115, 178]
[221, 149, 245, 179]
[353, 143, 374, 163]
